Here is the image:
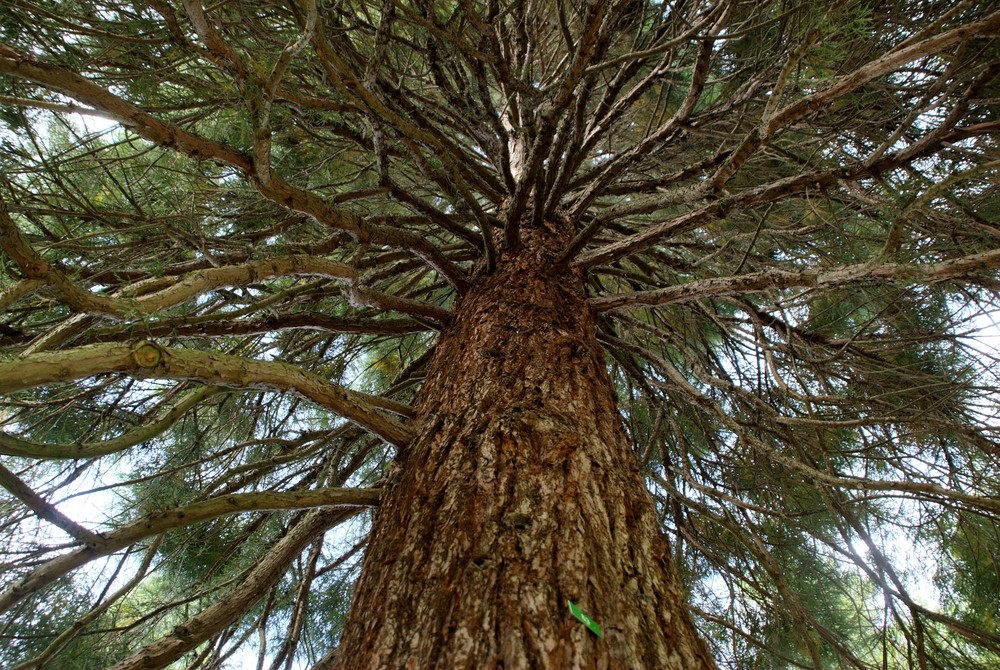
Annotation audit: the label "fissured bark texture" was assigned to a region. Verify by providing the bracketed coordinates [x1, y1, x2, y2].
[325, 228, 717, 669]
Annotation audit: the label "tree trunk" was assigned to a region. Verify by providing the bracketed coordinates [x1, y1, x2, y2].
[324, 226, 717, 669]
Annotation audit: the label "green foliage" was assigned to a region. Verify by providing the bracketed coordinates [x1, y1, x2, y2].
[939, 512, 1000, 632]
[1, 0, 999, 667]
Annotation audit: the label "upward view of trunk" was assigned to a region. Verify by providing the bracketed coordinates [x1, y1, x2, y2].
[4, 3, 1000, 669]
[326, 226, 717, 669]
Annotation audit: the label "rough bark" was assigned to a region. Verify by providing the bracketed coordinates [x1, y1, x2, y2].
[326, 227, 717, 669]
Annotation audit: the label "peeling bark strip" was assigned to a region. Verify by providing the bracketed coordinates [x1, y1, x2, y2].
[327, 229, 717, 669]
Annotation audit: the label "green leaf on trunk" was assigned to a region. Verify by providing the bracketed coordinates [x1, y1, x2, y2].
[568, 600, 602, 638]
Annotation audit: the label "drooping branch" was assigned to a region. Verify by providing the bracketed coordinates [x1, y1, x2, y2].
[0, 486, 380, 615]
[570, 169, 845, 268]
[744, 427, 1000, 517]
[81, 313, 430, 344]
[105, 507, 352, 670]
[572, 137, 996, 269]
[0, 385, 222, 459]
[0, 43, 252, 169]
[0, 93, 116, 119]
[3, 206, 348, 316]
[0, 342, 414, 446]
[9, 537, 163, 670]
[116, 487, 380, 548]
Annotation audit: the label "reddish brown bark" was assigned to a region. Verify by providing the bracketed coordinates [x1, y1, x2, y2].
[325, 226, 717, 669]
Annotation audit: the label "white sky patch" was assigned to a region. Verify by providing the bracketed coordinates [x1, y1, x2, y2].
[77, 111, 121, 136]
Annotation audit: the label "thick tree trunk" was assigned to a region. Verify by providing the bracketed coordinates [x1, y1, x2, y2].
[325, 227, 717, 669]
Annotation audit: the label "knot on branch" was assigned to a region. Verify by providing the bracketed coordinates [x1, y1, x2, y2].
[132, 341, 166, 369]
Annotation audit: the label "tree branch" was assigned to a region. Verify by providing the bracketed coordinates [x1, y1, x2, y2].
[709, 10, 1000, 190]
[106, 508, 353, 670]
[9, 537, 163, 670]
[0, 42, 252, 169]
[0, 43, 471, 288]
[0, 386, 222, 459]
[0, 462, 103, 545]
[0, 342, 414, 447]
[591, 249, 1000, 312]
[1, 201, 450, 334]
[0, 487, 379, 615]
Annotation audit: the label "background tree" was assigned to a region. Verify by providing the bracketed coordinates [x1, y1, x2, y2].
[0, 0, 999, 668]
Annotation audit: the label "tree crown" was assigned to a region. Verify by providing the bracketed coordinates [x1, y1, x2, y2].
[1, 0, 999, 667]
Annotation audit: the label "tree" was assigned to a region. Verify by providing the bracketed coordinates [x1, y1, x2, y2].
[0, 0, 998, 667]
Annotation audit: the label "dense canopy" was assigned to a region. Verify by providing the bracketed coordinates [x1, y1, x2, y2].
[0, 0, 999, 668]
